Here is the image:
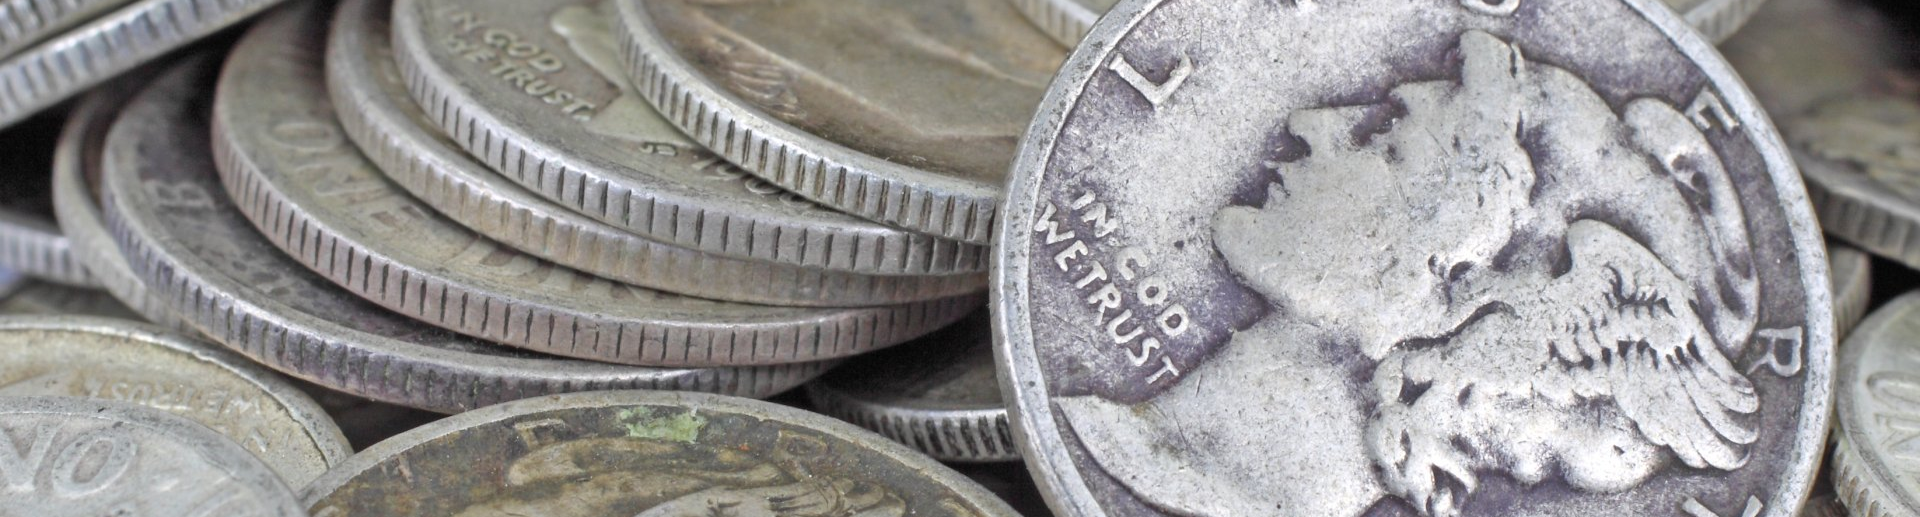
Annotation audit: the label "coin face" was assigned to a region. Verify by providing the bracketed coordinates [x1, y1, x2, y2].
[807, 311, 1015, 462]
[0, 316, 350, 486]
[616, 0, 1067, 244]
[1834, 292, 1920, 517]
[0, 396, 304, 517]
[302, 390, 1020, 516]
[998, 1, 1831, 516]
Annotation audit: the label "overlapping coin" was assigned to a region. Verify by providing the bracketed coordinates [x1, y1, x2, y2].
[807, 310, 1015, 462]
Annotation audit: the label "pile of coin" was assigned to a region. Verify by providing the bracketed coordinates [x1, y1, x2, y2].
[0, 0, 1915, 515]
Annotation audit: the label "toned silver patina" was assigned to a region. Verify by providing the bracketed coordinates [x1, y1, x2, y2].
[328, 0, 979, 307]
[302, 390, 1020, 516]
[103, 38, 829, 414]
[387, 0, 987, 275]
[998, 1, 1831, 515]
[0, 316, 350, 486]
[0, 0, 285, 129]
[0, 0, 137, 59]
[807, 311, 1014, 462]
[615, 0, 1066, 245]
[1833, 292, 1920, 517]
[0, 396, 304, 516]
[1831, 243, 1870, 342]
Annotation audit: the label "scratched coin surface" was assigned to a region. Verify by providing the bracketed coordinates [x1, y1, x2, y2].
[0, 316, 350, 487]
[997, 1, 1831, 516]
[302, 390, 1020, 517]
[104, 42, 829, 414]
[807, 311, 1016, 462]
[0, 0, 139, 59]
[0, 396, 304, 517]
[1833, 292, 1920, 517]
[616, 0, 1066, 245]
[387, 0, 987, 276]
[329, 0, 979, 307]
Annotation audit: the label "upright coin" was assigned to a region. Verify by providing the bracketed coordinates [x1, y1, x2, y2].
[302, 390, 1019, 516]
[998, 1, 1830, 516]
[0, 0, 139, 59]
[0, 0, 286, 129]
[0, 396, 304, 517]
[0, 316, 350, 486]
[105, 50, 828, 413]
[328, 0, 979, 307]
[0, 111, 91, 287]
[388, 0, 987, 276]
[1832, 243, 1870, 341]
[807, 311, 1015, 462]
[615, 0, 1066, 245]
[1833, 292, 1920, 517]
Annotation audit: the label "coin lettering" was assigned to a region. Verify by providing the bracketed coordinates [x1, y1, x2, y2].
[433, 4, 596, 120]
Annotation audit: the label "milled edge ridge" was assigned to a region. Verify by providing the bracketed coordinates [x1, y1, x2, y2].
[806, 384, 1019, 463]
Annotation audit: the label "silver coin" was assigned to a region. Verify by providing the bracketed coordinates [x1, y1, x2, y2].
[0, 396, 304, 517]
[0, 0, 138, 59]
[1831, 243, 1870, 342]
[0, 279, 140, 318]
[0, 110, 92, 287]
[999, 1, 1831, 516]
[806, 311, 1015, 462]
[327, 0, 981, 307]
[387, 0, 988, 276]
[52, 69, 187, 328]
[0, 315, 350, 487]
[0, 208, 90, 286]
[103, 42, 829, 414]
[222, 2, 977, 368]
[0, 0, 286, 130]
[614, 0, 1066, 245]
[301, 390, 1019, 517]
[1833, 292, 1920, 517]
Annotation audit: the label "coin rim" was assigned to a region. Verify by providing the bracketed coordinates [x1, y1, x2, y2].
[1834, 292, 1920, 516]
[0, 206, 91, 286]
[805, 383, 1018, 463]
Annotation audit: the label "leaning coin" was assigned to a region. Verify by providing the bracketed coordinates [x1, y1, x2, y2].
[0, 111, 91, 287]
[301, 390, 1020, 517]
[388, 0, 986, 276]
[105, 55, 829, 413]
[615, 0, 1066, 245]
[998, 2, 1830, 516]
[0, 316, 350, 487]
[0, 0, 139, 59]
[1832, 243, 1870, 342]
[328, 0, 979, 307]
[222, 3, 976, 368]
[0, 0, 285, 129]
[0, 396, 304, 517]
[806, 311, 1016, 462]
[1833, 292, 1920, 517]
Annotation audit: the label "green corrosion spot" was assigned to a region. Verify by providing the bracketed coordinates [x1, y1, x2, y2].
[617, 407, 706, 443]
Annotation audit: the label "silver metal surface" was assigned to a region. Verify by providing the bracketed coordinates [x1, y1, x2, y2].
[1834, 292, 1920, 517]
[807, 311, 1015, 462]
[0, 207, 91, 286]
[0, 0, 137, 59]
[0, 279, 139, 318]
[1831, 243, 1871, 343]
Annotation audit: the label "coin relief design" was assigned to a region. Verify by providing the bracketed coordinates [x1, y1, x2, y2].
[999, 1, 1828, 516]
[1833, 293, 1920, 517]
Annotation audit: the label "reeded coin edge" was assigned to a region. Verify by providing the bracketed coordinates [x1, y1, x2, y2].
[298, 390, 1021, 517]
[612, 0, 1001, 246]
[0, 207, 92, 286]
[1803, 156, 1920, 272]
[1833, 436, 1903, 517]
[805, 383, 1018, 463]
[0, 0, 132, 58]
[385, 0, 990, 275]
[1831, 244, 1870, 342]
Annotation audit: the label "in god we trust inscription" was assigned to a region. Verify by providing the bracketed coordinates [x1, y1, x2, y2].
[994, 1, 1832, 516]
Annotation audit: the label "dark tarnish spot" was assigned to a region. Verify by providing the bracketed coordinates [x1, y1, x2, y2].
[1455, 384, 1475, 406]
[1399, 378, 1433, 406]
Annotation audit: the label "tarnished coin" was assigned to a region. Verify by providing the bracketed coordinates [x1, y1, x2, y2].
[1832, 243, 1870, 342]
[0, 0, 139, 59]
[0, 279, 139, 318]
[1833, 292, 1920, 517]
[615, 0, 1066, 245]
[329, 0, 979, 307]
[998, 1, 1830, 516]
[387, 0, 987, 276]
[0, 316, 350, 486]
[301, 390, 1020, 517]
[0, 396, 304, 517]
[222, 2, 975, 368]
[104, 45, 828, 413]
[0, 0, 285, 129]
[0, 111, 91, 287]
[807, 311, 1015, 462]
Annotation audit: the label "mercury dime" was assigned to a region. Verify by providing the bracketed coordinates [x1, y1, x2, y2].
[0, 316, 350, 486]
[0, 0, 286, 129]
[328, 0, 978, 307]
[998, 1, 1831, 516]
[1833, 292, 1920, 517]
[0, 396, 304, 517]
[0, 0, 139, 59]
[807, 311, 1015, 462]
[387, 0, 986, 276]
[301, 390, 1020, 517]
[615, 0, 1066, 245]
[1832, 243, 1870, 342]
[105, 50, 827, 413]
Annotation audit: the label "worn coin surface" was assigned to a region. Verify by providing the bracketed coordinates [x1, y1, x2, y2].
[388, 0, 987, 276]
[329, 0, 980, 307]
[223, 2, 975, 368]
[998, 1, 1831, 516]
[0, 0, 285, 129]
[104, 48, 829, 413]
[0, 396, 305, 517]
[302, 390, 1020, 516]
[807, 311, 1015, 462]
[1833, 292, 1920, 517]
[0, 316, 350, 487]
[0, 278, 139, 318]
[0, 0, 139, 59]
[1831, 243, 1870, 342]
[616, 0, 1066, 245]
